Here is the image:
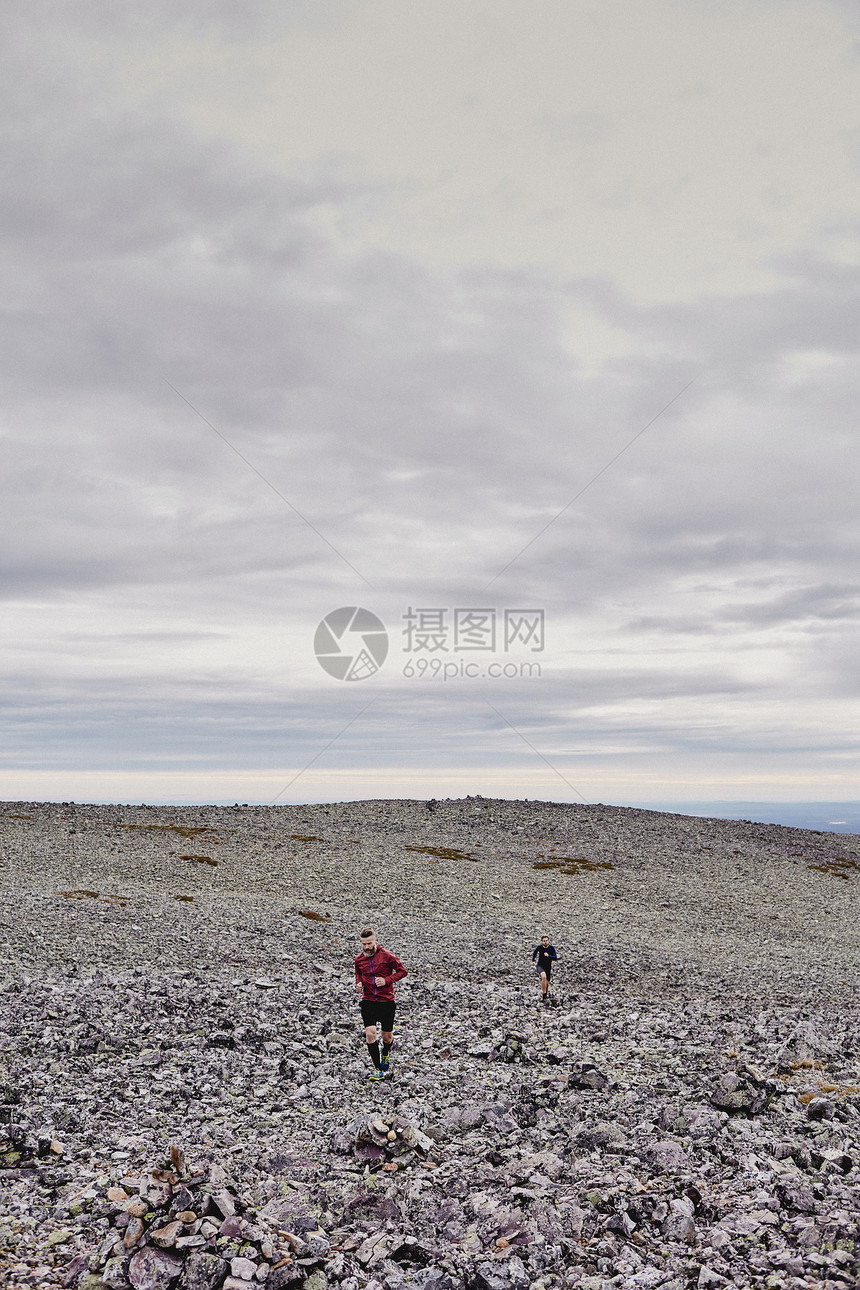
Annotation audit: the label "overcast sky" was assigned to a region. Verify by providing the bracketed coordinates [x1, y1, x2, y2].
[3, 0, 859, 806]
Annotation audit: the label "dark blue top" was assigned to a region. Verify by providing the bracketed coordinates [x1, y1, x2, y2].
[532, 944, 558, 971]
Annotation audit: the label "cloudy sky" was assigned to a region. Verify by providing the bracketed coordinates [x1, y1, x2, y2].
[3, 0, 859, 806]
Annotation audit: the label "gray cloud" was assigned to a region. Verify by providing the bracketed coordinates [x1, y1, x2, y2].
[5, 0, 356, 47]
[2, 2, 859, 799]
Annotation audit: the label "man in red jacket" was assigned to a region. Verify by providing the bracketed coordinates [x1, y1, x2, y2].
[354, 926, 408, 1081]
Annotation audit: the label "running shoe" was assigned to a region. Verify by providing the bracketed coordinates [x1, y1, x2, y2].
[380, 1054, 391, 1075]
[367, 1068, 385, 1082]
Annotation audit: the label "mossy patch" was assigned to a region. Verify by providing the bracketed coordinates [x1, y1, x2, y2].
[807, 857, 860, 880]
[404, 844, 478, 862]
[4, 813, 32, 820]
[798, 1083, 860, 1100]
[119, 823, 219, 841]
[60, 889, 128, 907]
[175, 895, 194, 902]
[532, 857, 614, 874]
[291, 834, 323, 842]
[179, 854, 218, 867]
[294, 908, 331, 922]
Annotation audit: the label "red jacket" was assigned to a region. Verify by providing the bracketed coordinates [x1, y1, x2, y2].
[354, 946, 407, 1002]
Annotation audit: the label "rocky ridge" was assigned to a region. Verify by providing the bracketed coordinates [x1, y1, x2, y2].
[1, 796, 859, 1290]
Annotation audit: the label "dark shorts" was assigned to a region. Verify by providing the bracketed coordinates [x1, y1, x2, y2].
[360, 1000, 396, 1031]
[536, 961, 553, 979]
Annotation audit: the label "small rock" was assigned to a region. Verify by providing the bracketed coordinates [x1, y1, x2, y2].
[150, 1220, 184, 1249]
[642, 1139, 692, 1173]
[128, 1245, 184, 1290]
[776, 1021, 836, 1073]
[230, 1256, 257, 1280]
[266, 1264, 305, 1290]
[697, 1268, 728, 1288]
[212, 1188, 236, 1218]
[123, 1217, 146, 1249]
[710, 1069, 770, 1115]
[102, 1257, 129, 1290]
[568, 1062, 609, 1090]
[178, 1253, 227, 1290]
[663, 1211, 698, 1245]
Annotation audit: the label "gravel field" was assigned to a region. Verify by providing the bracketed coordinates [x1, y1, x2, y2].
[1, 796, 859, 1290]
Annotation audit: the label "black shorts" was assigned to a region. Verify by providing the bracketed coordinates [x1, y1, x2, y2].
[536, 961, 553, 979]
[360, 1000, 396, 1031]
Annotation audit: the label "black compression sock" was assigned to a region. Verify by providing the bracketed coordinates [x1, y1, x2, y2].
[382, 1042, 392, 1058]
[367, 1042, 381, 1069]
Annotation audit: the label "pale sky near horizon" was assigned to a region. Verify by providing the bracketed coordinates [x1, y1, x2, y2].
[2, 0, 860, 805]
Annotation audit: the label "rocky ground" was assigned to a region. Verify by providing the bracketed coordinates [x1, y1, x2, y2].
[1, 796, 859, 1290]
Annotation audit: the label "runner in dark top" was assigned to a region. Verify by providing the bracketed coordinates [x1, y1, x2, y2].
[354, 926, 408, 1081]
[532, 935, 558, 1004]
